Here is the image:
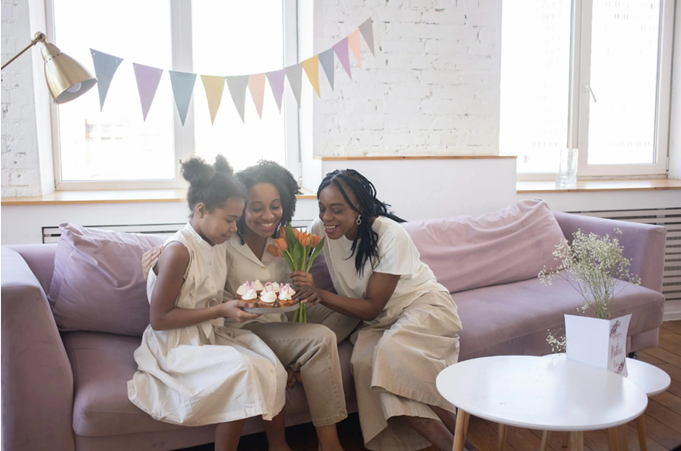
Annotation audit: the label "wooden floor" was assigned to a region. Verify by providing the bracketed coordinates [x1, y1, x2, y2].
[185, 320, 681, 451]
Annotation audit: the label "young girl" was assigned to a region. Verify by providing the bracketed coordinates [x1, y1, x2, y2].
[291, 169, 466, 451]
[128, 156, 291, 451]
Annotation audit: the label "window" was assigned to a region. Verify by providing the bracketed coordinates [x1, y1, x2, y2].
[500, 0, 673, 178]
[49, 0, 299, 190]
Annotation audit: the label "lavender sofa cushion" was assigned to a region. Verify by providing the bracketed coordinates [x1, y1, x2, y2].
[402, 199, 565, 293]
[48, 224, 165, 337]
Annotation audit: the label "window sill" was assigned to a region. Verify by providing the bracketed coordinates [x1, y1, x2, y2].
[1, 188, 317, 206]
[517, 179, 681, 193]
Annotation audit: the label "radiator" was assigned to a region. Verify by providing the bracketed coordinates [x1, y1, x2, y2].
[42, 220, 312, 244]
[568, 208, 681, 303]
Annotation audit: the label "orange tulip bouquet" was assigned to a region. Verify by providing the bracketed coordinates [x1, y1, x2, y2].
[267, 223, 325, 322]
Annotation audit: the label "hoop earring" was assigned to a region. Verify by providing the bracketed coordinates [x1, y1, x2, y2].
[356, 216, 362, 225]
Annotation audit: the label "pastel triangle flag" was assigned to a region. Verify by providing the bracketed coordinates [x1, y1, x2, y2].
[201, 75, 226, 125]
[285, 63, 303, 108]
[318, 48, 335, 90]
[303, 55, 321, 98]
[333, 38, 351, 79]
[358, 19, 375, 55]
[267, 69, 286, 112]
[133, 63, 164, 121]
[169, 71, 197, 126]
[349, 29, 362, 68]
[226, 75, 249, 123]
[248, 73, 266, 119]
[90, 49, 123, 111]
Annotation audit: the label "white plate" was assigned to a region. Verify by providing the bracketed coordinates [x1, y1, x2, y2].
[243, 303, 301, 314]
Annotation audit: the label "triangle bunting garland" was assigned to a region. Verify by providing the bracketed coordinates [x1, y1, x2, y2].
[87, 19, 372, 124]
[133, 63, 164, 121]
[285, 63, 303, 108]
[169, 71, 197, 126]
[267, 69, 286, 112]
[226, 75, 250, 123]
[333, 38, 352, 79]
[348, 29, 362, 68]
[318, 48, 335, 91]
[248, 74, 267, 119]
[358, 19, 375, 56]
[90, 49, 123, 111]
[201, 75, 226, 125]
[303, 56, 321, 97]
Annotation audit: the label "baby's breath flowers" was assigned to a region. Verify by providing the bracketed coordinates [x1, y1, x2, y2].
[539, 228, 640, 320]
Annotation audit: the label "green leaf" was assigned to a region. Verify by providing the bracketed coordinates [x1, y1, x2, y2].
[305, 237, 326, 272]
[292, 242, 303, 271]
[285, 223, 297, 249]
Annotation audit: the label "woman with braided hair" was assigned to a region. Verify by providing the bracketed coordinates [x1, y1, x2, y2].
[290, 169, 465, 451]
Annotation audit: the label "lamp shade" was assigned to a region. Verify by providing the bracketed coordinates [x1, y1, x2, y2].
[40, 42, 97, 104]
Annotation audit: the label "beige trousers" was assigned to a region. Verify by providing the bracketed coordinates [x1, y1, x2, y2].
[350, 293, 462, 451]
[244, 321, 348, 426]
[305, 303, 361, 343]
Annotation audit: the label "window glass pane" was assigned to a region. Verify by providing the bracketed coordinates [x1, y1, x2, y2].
[500, 1, 571, 173]
[192, 1, 286, 172]
[587, 0, 660, 165]
[54, 0, 175, 181]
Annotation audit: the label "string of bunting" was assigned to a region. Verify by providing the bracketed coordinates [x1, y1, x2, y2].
[90, 18, 374, 125]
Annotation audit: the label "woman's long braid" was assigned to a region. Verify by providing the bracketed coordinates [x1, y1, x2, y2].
[318, 169, 405, 276]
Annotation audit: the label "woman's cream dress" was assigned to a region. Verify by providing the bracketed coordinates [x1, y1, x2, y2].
[127, 224, 287, 426]
[310, 217, 463, 451]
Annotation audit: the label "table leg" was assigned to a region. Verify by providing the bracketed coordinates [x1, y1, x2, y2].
[497, 424, 508, 451]
[637, 414, 647, 451]
[618, 424, 629, 451]
[540, 430, 551, 451]
[608, 427, 620, 451]
[453, 409, 470, 451]
[569, 431, 584, 451]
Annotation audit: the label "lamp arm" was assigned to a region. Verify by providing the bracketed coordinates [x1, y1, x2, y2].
[1, 32, 46, 70]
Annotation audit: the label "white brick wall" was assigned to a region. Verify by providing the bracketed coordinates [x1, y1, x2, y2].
[1, 0, 43, 196]
[315, 0, 502, 156]
[0, 0, 504, 197]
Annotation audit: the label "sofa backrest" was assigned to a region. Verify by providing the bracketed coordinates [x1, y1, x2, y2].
[402, 199, 565, 293]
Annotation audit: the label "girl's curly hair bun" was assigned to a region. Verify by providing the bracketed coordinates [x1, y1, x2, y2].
[181, 157, 214, 186]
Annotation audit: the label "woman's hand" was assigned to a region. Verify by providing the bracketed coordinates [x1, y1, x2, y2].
[293, 285, 321, 306]
[290, 271, 315, 289]
[142, 246, 163, 281]
[220, 300, 261, 323]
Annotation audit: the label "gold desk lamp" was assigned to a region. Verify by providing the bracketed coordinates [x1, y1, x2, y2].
[1, 31, 97, 104]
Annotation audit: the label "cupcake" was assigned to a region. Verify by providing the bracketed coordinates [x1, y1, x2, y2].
[253, 279, 265, 295]
[271, 282, 280, 293]
[236, 281, 253, 300]
[257, 282, 278, 308]
[241, 286, 257, 304]
[277, 283, 297, 307]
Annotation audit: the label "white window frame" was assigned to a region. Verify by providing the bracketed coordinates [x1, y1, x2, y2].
[46, 0, 301, 191]
[517, 0, 673, 180]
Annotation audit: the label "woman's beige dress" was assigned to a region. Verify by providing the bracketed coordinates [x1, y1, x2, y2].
[127, 224, 287, 426]
[310, 217, 463, 451]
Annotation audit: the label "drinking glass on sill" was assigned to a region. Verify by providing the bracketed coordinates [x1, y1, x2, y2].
[556, 148, 578, 188]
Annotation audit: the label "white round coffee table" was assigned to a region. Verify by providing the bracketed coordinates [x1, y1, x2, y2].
[543, 354, 671, 451]
[436, 355, 649, 451]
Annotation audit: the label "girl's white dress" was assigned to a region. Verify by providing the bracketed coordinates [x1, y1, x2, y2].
[127, 223, 287, 426]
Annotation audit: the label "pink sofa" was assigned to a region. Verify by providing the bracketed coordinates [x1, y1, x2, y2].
[1, 207, 666, 451]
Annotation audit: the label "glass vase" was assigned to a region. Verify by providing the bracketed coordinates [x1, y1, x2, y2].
[556, 148, 578, 188]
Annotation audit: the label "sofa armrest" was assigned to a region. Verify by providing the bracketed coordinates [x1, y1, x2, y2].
[1, 247, 75, 451]
[553, 212, 667, 293]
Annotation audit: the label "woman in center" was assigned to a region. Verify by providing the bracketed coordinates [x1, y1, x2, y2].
[291, 169, 464, 451]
